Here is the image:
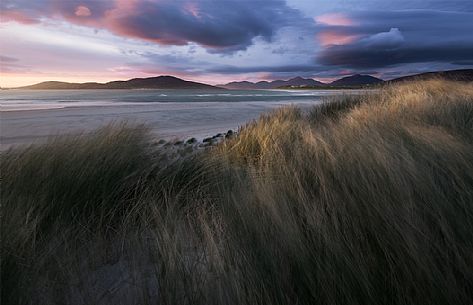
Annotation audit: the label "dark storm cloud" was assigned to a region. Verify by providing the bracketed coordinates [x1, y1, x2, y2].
[316, 10, 473, 68]
[452, 61, 473, 66]
[0, 0, 307, 53]
[136, 53, 325, 75]
[208, 64, 324, 74]
[116, 0, 304, 51]
[319, 41, 473, 68]
[326, 0, 473, 12]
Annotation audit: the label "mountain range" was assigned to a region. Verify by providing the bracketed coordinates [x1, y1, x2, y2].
[219, 69, 473, 89]
[19, 76, 222, 90]
[219, 74, 383, 89]
[15, 69, 473, 90]
[219, 76, 326, 90]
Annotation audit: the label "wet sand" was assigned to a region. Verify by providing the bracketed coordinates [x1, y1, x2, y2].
[1, 100, 323, 150]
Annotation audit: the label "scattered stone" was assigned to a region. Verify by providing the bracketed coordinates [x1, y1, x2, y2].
[157, 139, 166, 145]
[225, 130, 235, 139]
[186, 137, 197, 144]
[174, 140, 184, 146]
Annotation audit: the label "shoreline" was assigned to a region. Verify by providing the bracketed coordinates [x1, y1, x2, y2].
[0, 100, 323, 150]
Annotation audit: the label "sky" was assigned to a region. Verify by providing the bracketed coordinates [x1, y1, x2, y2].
[1, 0, 473, 87]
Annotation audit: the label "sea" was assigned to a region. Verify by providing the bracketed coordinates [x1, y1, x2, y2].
[0, 89, 362, 149]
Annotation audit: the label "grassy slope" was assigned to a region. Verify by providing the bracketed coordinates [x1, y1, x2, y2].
[2, 80, 473, 305]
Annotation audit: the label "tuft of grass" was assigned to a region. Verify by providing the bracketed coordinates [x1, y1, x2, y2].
[212, 80, 473, 304]
[2, 80, 473, 304]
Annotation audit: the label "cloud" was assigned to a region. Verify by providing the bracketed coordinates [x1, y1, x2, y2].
[0, 0, 307, 53]
[2, 0, 472, 84]
[318, 31, 360, 46]
[361, 28, 405, 49]
[0, 10, 39, 24]
[0, 55, 33, 73]
[208, 64, 324, 74]
[452, 61, 473, 66]
[316, 10, 473, 68]
[315, 13, 355, 26]
[74, 6, 91, 17]
[319, 43, 473, 68]
[0, 55, 19, 63]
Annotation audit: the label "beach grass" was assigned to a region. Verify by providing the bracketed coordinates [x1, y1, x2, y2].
[2, 80, 473, 304]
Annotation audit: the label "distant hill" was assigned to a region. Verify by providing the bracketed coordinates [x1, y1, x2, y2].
[389, 69, 473, 83]
[220, 75, 382, 89]
[20, 81, 105, 90]
[19, 76, 223, 90]
[220, 81, 259, 90]
[220, 70, 473, 90]
[17, 69, 472, 91]
[330, 74, 384, 87]
[219, 77, 324, 89]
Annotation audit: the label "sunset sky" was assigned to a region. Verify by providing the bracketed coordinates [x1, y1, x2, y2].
[1, 0, 472, 87]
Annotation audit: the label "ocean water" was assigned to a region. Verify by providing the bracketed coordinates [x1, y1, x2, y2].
[0, 89, 362, 148]
[0, 89, 353, 111]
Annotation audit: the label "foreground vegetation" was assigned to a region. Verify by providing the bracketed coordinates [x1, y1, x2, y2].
[2, 80, 473, 304]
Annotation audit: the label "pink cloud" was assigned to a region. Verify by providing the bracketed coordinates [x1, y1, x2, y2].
[0, 0, 301, 52]
[318, 31, 360, 46]
[75, 6, 91, 17]
[0, 10, 39, 24]
[315, 13, 354, 26]
[183, 2, 201, 18]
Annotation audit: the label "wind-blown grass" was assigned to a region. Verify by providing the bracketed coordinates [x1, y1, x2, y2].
[2, 80, 473, 304]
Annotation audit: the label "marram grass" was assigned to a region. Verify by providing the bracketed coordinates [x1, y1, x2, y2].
[2, 80, 473, 305]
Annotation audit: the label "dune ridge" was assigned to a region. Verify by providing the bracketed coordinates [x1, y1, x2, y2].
[2, 80, 473, 304]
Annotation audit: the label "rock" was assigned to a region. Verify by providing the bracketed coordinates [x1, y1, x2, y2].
[203, 137, 212, 143]
[225, 130, 234, 139]
[186, 137, 197, 144]
[157, 139, 166, 145]
[174, 140, 183, 146]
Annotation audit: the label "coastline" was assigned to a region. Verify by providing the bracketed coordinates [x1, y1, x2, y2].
[0, 99, 324, 150]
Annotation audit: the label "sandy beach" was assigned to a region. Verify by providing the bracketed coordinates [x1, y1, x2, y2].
[1, 99, 326, 149]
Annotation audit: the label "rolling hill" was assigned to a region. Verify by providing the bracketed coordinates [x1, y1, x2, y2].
[19, 76, 223, 90]
[219, 77, 325, 89]
[17, 69, 473, 91]
[220, 69, 473, 89]
[220, 75, 383, 89]
[329, 74, 383, 86]
[388, 69, 473, 83]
